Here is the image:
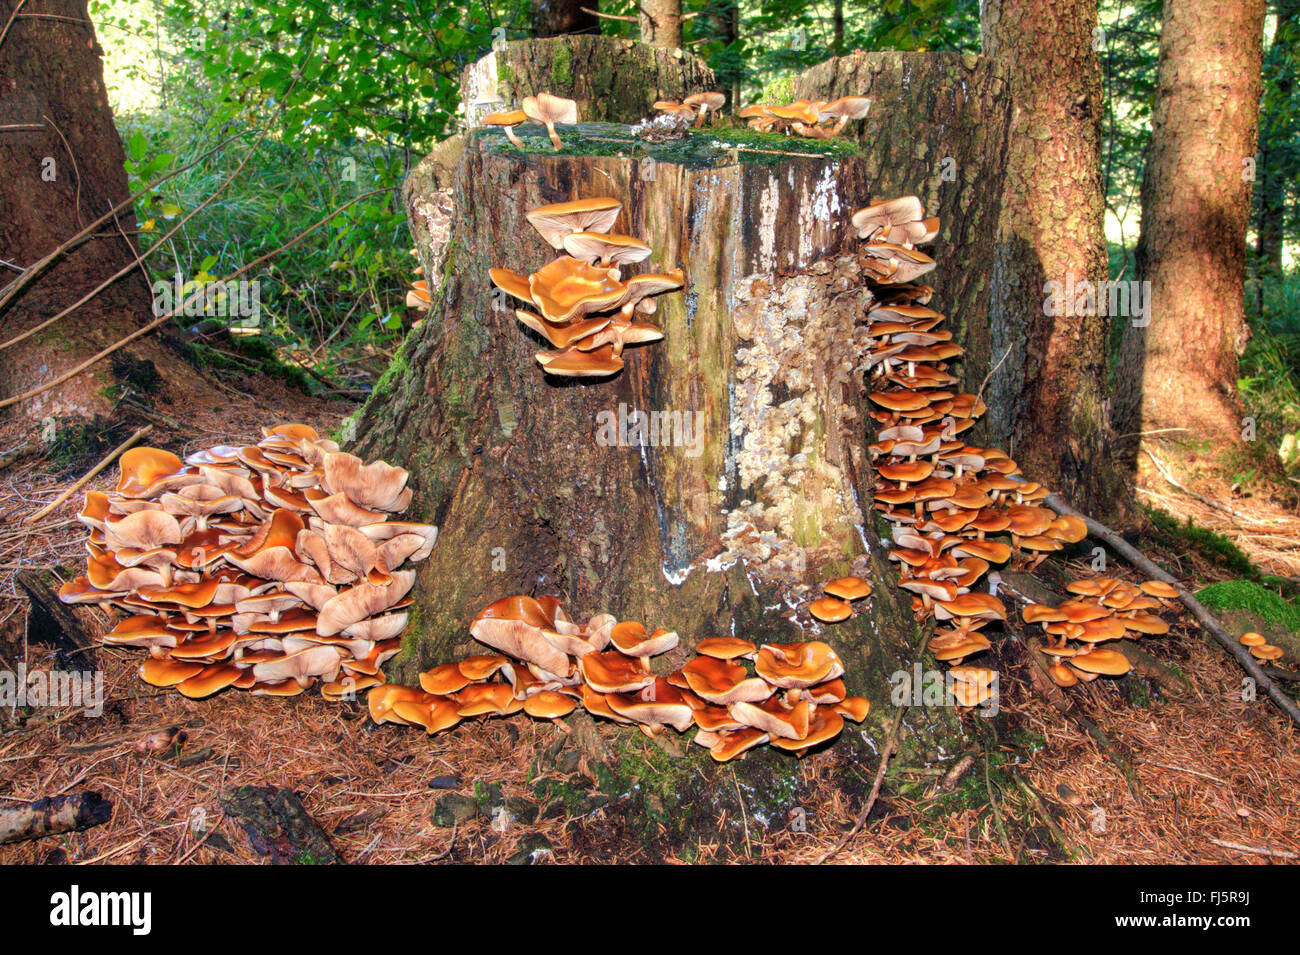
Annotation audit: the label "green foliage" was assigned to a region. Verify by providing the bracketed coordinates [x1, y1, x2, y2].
[1240, 270, 1300, 470]
[1195, 580, 1300, 633]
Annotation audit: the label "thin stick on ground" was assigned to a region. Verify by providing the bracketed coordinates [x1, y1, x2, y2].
[814, 629, 929, 864]
[25, 425, 151, 523]
[1039, 488, 1300, 729]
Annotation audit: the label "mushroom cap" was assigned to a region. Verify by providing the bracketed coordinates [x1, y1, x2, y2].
[1239, 631, 1266, 647]
[316, 570, 416, 636]
[489, 267, 534, 303]
[935, 592, 1007, 622]
[609, 621, 679, 658]
[681, 656, 773, 705]
[117, 447, 191, 497]
[1250, 644, 1284, 661]
[482, 108, 527, 127]
[1022, 603, 1069, 624]
[1048, 662, 1079, 687]
[561, 231, 653, 265]
[833, 696, 870, 722]
[524, 690, 578, 720]
[578, 650, 655, 694]
[695, 636, 757, 660]
[525, 197, 622, 249]
[606, 678, 695, 731]
[138, 657, 205, 687]
[709, 727, 770, 762]
[729, 695, 810, 740]
[537, 343, 625, 378]
[1140, 580, 1180, 599]
[754, 641, 844, 688]
[393, 697, 463, 734]
[528, 256, 626, 324]
[770, 708, 844, 754]
[176, 663, 242, 699]
[420, 663, 471, 695]
[522, 91, 578, 127]
[1069, 647, 1132, 676]
[810, 596, 852, 623]
[683, 91, 726, 110]
[819, 95, 871, 121]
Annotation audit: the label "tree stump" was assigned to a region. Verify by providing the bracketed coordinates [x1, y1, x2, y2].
[352, 125, 964, 764]
[795, 51, 1012, 401]
[460, 36, 715, 125]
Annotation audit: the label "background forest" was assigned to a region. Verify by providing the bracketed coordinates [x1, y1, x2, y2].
[90, 0, 1300, 484]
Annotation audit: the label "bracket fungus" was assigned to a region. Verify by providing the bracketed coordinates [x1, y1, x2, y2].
[60, 424, 436, 700]
[492, 196, 685, 379]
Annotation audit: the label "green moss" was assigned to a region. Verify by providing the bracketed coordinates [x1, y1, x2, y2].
[371, 335, 412, 400]
[1196, 580, 1300, 633]
[476, 122, 864, 168]
[1143, 505, 1261, 580]
[180, 335, 311, 394]
[550, 43, 573, 88]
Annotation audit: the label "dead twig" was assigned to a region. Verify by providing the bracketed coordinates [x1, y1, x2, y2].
[26, 424, 151, 523]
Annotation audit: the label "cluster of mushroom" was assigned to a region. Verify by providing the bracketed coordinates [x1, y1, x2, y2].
[367, 594, 869, 763]
[854, 197, 1090, 697]
[481, 92, 579, 151]
[736, 96, 871, 139]
[1240, 631, 1284, 663]
[58, 425, 437, 701]
[1020, 578, 1181, 686]
[652, 91, 725, 127]
[489, 196, 684, 378]
[809, 575, 872, 623]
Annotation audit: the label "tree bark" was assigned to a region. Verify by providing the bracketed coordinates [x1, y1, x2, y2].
[981, 0, 1126, 519]
[461, 36, 715, 124]
[531, 0, 599, 37]
[794, 52, 1013, 412]
[353, 125, 974, 754]
[0, 0, 174, 423]
[640, 0, 683, 49]
[1115, 0, 1267, 457]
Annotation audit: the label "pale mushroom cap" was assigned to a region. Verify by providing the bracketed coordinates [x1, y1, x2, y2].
[522, 92, 578, 126]
[561, 231, 653, 265]
[525, 197, 622, 248]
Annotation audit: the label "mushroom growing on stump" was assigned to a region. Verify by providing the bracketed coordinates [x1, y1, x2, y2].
[521, 92, 578, 150]
[491, 195, 685, 379]
[682, 91, 726, 127]
[59, 424, 437, 700]
[481, 108, 527, 148]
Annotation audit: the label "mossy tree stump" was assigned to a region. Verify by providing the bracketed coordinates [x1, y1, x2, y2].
[353, 126, 978, 771]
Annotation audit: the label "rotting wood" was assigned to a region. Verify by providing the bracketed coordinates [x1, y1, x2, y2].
[16, 568, 97, 662]
[0, 791, 112, 845]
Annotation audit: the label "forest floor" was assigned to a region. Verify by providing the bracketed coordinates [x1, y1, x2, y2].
[0, 372, 1297, 865]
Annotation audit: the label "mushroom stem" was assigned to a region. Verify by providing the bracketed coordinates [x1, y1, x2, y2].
[546, 124, 562, 150]
[694, 105, 707, 128]
[504, 127, 524, 148]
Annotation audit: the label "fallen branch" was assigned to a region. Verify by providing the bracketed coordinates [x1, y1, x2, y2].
[26, 424, 151, 523]
[1037, 489, 1300, 729]
[15, 569, 97, 659]
[1208, 838, 1297, 860]
[0, 791, 112, 845]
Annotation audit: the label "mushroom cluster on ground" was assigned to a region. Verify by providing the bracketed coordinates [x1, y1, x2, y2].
[1020, 578, 1181, 686]
[480, 91, 579, 151]
[853, 197, 1098, 700]
[366, 594, 869, 762]
[1239, 630, 1285, 663]
[489, 196, 684, 379]
[736, 96, 871, 139]
[58, 424, 437, 700]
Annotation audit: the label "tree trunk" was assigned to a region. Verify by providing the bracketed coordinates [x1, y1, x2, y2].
[640, 0, 683, 49]
[0, 0, 174, 423]
[352, 126, 970, 760]
[981, 0, 1126, 519]
[461, 36, 715, 125]
[794, 52, 1013, 413]
[531, 0, 599, 37]
[1115, 0, 1267, 456]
